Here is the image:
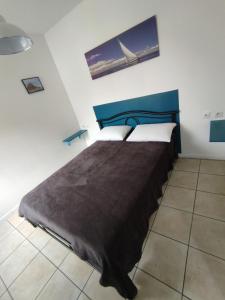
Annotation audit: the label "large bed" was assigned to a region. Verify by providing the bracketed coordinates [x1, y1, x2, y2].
[19, 110, 179, 299]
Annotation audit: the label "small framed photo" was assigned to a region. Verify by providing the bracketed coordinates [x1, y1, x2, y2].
[22, 77, 44, 94]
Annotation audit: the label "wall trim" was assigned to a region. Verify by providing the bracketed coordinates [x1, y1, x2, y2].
[0, 204, 19, 223]
[179, 153, 225, 160]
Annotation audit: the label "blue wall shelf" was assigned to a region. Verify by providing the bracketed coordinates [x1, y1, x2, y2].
[63, 129, 87, 146]
[210, 120, 225, 142]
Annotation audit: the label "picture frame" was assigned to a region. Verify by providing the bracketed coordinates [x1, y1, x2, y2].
[85, 15, 159, 80]
[22, 77, 44, 94]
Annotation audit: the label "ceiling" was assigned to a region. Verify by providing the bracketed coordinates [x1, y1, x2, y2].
[0, 0, 82, 34]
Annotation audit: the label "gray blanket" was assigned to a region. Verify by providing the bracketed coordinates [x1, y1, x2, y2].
[19, 140, 175, 298]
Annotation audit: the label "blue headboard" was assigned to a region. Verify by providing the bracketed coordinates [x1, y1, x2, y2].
[93, 90, 181, 152]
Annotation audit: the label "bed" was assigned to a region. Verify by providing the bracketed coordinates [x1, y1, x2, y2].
[19, 110, 179, 299]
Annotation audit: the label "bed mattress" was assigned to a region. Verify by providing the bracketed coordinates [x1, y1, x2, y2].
[19, 140, 176, 298]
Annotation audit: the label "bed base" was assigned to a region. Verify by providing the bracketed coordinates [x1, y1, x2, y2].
[29, 221, 138, 299]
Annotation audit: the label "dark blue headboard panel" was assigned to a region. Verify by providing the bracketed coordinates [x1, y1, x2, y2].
[93, 90, 181, 152]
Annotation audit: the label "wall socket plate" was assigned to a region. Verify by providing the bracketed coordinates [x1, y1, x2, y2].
[215, 112, 224, 119]
[203, 112, 211, 119]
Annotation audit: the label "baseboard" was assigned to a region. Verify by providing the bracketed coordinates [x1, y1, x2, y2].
[179, 153, 225, 160]
[0, 204, 19, 223]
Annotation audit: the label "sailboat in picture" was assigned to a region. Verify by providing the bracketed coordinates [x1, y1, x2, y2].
[118, 39, 138, 64]
[85, 15, 160, 79]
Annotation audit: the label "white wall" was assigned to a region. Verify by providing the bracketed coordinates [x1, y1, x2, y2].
[46, 0, 225, 159]
[0, 35, 86, 219]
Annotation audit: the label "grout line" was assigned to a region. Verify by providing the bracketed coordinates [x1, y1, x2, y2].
[182, 295, 192, 300]
[189, 245, 225, 263]
[0, 231, 25, 268]
[174, 163, 225, 177]
[34, 267, 58, 300]
[76, 268, 95, 300]
[160, 203, 193, 215]
[193, 212, 225, 224]
[199, 159, 203, 174]
[77, 291, 92, 300]
[195, 189, 225, 197]
[3, 162, 225, 300]
[196, 188, 225, 197]
[150, 230, 188, 246]
[7, 251, 40, 298]
[136, 267, 182, 296]
[181, 159, 200, 298]
[33, 246, 72, 300]
[35, 250, 87, 299]
[3, 228, 82, 298]
[199, 172, 225, 177]
[168, 183, 196, 191]
[160, 188, 225, 224]
[0, 275, 9, 296]
[173, 169, 199, 174]
[4, 220, 95, 300]
[133, 188, 166, 291]
[139, 170, 225, 299]
[161, 202, 225, 224]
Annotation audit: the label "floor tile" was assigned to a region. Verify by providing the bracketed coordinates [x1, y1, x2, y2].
[142, 231, 150, 252]
[84, 271, 123, 300]
[0, 240, 38, 287]
[198, 174, 225, 195]
[28, 228, 51, 250]
[169, 171, 198, 189]
[0, 277, 6, 297]
[9, 253, 55, 300]
[190, 215, 225, 260]
[78, 293, 91, 300]
[158, 197, 162, 205]
[134, 269, 181, 300]
[37, 270, 80, 300]
[152, 206, 192, 244]
[200, 159, 225, 175]
[0, 231, 24, 264]
[139, 232, 187, 292]
[149, 211, 157, 230]
[129, 267, 137, 280]
[0, 292, 12, 300]
[175, 158, 200, 172]
[0, 222, 14, 242]
[42, 238, 69, 267]
[162, 183, 167, 194]
[195, 191, 225, 221]
[60, 252, 93, 289]
[17, 220, 36, 238]
[162, 186, 195, 212]
[7, 211, 23, 228]
[184, 247, 225, 300]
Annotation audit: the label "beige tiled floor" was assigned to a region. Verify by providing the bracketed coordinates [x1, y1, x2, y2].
[1, 158, 225, 300]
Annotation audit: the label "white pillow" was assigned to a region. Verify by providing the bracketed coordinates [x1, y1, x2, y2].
[126, 123, 176, 142]
[96, 125, 132, 141]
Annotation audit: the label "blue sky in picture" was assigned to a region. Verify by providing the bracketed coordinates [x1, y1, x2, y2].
[24, 77, 42, 88]
[85, 16, 159, 66]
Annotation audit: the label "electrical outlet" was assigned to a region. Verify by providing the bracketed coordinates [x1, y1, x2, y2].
[203, 112, 211, 119]
[215, 112, 224, 119]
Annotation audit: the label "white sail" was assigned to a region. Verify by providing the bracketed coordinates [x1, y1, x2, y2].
[118, 39, 138, 63]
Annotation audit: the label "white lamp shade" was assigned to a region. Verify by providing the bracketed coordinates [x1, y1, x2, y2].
[0, 17, 33, 55]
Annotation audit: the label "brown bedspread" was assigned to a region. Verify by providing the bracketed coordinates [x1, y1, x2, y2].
[19, 140, 175, 298]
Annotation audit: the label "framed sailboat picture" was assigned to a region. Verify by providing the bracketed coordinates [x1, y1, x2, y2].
[85, 15, 159, 80]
